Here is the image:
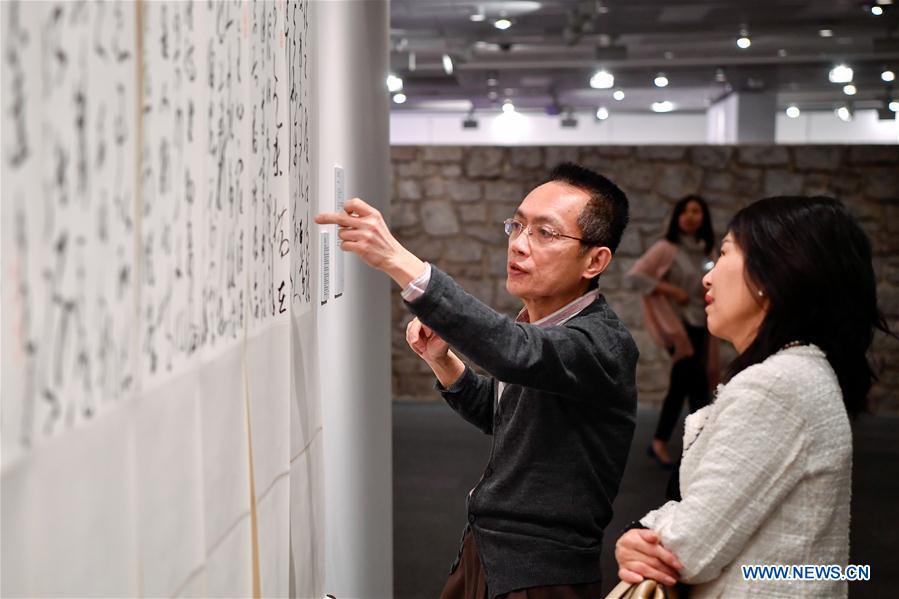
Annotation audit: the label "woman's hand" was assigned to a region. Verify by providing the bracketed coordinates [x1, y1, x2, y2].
[615, 528, 683, 587]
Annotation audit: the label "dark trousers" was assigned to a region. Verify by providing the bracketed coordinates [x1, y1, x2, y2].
[654, 322, 710, 443]
[440, 530, 603, 599]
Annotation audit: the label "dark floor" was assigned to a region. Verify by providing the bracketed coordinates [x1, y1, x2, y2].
[393, 402, 899, 599]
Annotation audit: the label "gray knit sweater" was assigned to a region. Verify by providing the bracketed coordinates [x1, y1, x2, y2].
[405, 266, 638, 597]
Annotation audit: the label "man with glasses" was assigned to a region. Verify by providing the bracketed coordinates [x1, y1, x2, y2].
[316, 162, 638, 598]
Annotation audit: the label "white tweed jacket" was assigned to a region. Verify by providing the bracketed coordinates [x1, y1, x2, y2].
[641, 344, 852, 598]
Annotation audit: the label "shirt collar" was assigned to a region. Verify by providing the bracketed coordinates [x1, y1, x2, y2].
[515, 288, 601, 328]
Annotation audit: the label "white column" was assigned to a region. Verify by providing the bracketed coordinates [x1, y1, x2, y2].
[707, 91, 776, 144]
[313, 1, 392, 597]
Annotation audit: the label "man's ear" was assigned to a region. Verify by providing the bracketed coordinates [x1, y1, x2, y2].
[584, 246, 613, 281]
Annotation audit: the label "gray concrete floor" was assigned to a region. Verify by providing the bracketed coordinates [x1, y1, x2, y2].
[393, 402, 899, 599]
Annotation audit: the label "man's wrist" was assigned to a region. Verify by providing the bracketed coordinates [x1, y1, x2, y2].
[388, 248, 427, 289]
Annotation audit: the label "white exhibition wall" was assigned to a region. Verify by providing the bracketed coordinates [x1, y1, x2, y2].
[1, 1, 391, 597]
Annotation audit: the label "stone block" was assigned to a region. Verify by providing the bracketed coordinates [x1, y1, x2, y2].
[422, 146, 463, 162]
[441, 164, 463, 178]
[455, 277, 494, 304]
[459, 203, 488, 224]
[488, 247, 509, 277]
[448, 181, 482, 203]
[794, 147, 843, 171]
[595, 146, 634, 158]
[509, 147, 543, 169]
[395, 161, 425, 178]
[861, 168, 899, 200]
[444, 237, 484, 263]
[466, 224, 506, 246]
[636, 146, 687, 162]
[405, 237, 446, 262]
[657, 165, 703, 200]
[737, 146, 790, 166]
[421, 200, 460, 236]
[423, 176, 449, 199]
[848, 146, 899, 165]
[397, 179, 422, 201]
[618, 161, 657, 192]
[544, 146, 580, 169]
[703, 171, 734, 193]
[763, 169, 805, 196]
[390, 201, 418, 229]
[692, 146, 733, 170]
[484, 180, 525, 203]
[466, 147, 505, 178]
[391, 146, 417, 162]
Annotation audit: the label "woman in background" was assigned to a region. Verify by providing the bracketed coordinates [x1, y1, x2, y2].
[615, 196, 892, 598]
[628, 195, 718, 467]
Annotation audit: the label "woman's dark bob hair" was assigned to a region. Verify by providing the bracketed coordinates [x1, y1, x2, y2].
[665, 194, 715, 255]
[724, 196, 891, 416]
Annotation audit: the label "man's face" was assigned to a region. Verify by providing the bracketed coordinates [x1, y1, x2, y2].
[505, 181, 594, 302]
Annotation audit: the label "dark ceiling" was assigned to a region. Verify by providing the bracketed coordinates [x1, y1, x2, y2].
[389, 0, 899, 115]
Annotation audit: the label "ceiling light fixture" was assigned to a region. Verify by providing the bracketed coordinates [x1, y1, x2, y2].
[819, 28, 834, 37]
[828, 64, 853, 83]
[442, 54, 454, 75]
[786, 105, 801, 118]
[470, 7, 486, 22]
[386, 74, 403, 92]
[737, 36, 751, 49]
[590, 69, 615, 89]
[654, 73, 669, 88]
[502, 100, 516, 113]
[613, 89, 625, 101]
[871, 5, 884, 15]
[843, 83, 857, 95]
[890, 100, 899, 112]
[494, 18, 512, 30]
[393, 93, 407, 104]
[651, 100, 674, 113]
[882, 69, 895, 82]
[596, 106, 609, 120]
[835, 105, 853, 121]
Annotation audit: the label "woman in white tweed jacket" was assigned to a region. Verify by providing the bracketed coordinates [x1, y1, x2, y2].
[615, 197, 892, 598]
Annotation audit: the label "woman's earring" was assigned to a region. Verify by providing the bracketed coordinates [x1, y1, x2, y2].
[757, 290, 765, 297]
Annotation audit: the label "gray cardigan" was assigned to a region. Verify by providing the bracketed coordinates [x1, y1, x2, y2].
[406, 267, 638, 596]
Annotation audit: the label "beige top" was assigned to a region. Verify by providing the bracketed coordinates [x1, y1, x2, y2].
[641, 345, 852, 598]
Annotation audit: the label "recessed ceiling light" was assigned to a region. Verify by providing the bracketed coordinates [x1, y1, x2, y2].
[871, 5, 884, 15]
[386, 74, 403, 92]
[651, 100, 674, 112]
[502, 100, 515, 113]
[882, 69, 896, 82]
[590, 69, 615, 89]
[889, 100, 899, 112]
[393, 93, 407, 104]
[596, 106, 609, 120]
[843, 83, 857, 95]
[835, 105, 852, 121]
[442, 54, 453, 75]
[786, 105, 801, 118]
[737, 36, 751, 49]
[877, 0, 893, 5]
[664, 51, 674, 59]
[654, 73, 669, 87]
[828, 64, 853, 83]
[778, 48, 788, 57]
[612, 89, 625, 101]
[819, 28, 834, 37]
[494, 18, 512, 30]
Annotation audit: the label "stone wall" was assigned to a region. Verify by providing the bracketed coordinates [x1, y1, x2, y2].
[388, 145, 899, 413]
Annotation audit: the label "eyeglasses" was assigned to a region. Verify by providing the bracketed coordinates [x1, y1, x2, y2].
[503, 218, 588, 246]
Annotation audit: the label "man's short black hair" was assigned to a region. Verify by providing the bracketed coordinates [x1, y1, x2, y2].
[545, 162, 630, 289]
[546, 161, 630, 253]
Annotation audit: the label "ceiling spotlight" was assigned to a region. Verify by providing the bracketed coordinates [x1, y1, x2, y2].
[786, 105, 801, 118]
[502, 100, 516, 113]
[596, 106, 609, 120]
[736, 35, 751, 49]
[590, 69, 615, 89]
[494, 18, 512, 30]
[778, 48, 788, 57]
[882, 69, 896, 82]
[843, 83, 857, 95]
[654, 73, 669, 87]
[487, 90, 498, 101]
[386, 74, 403, 93]
[890, 100, 899, 112]
[871, 5, 884, 15]
[393, 93, 407, 104]
[442, 54, 454, 75]
[835, 105, 853, 121]
[877, 0, 894, 5]
[828, 64, 853, 83]
[651, 100, 675, 113]
[470, 7, 486, 22]
[819, 28, 834, 37]
[613, 89, 625, 101]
